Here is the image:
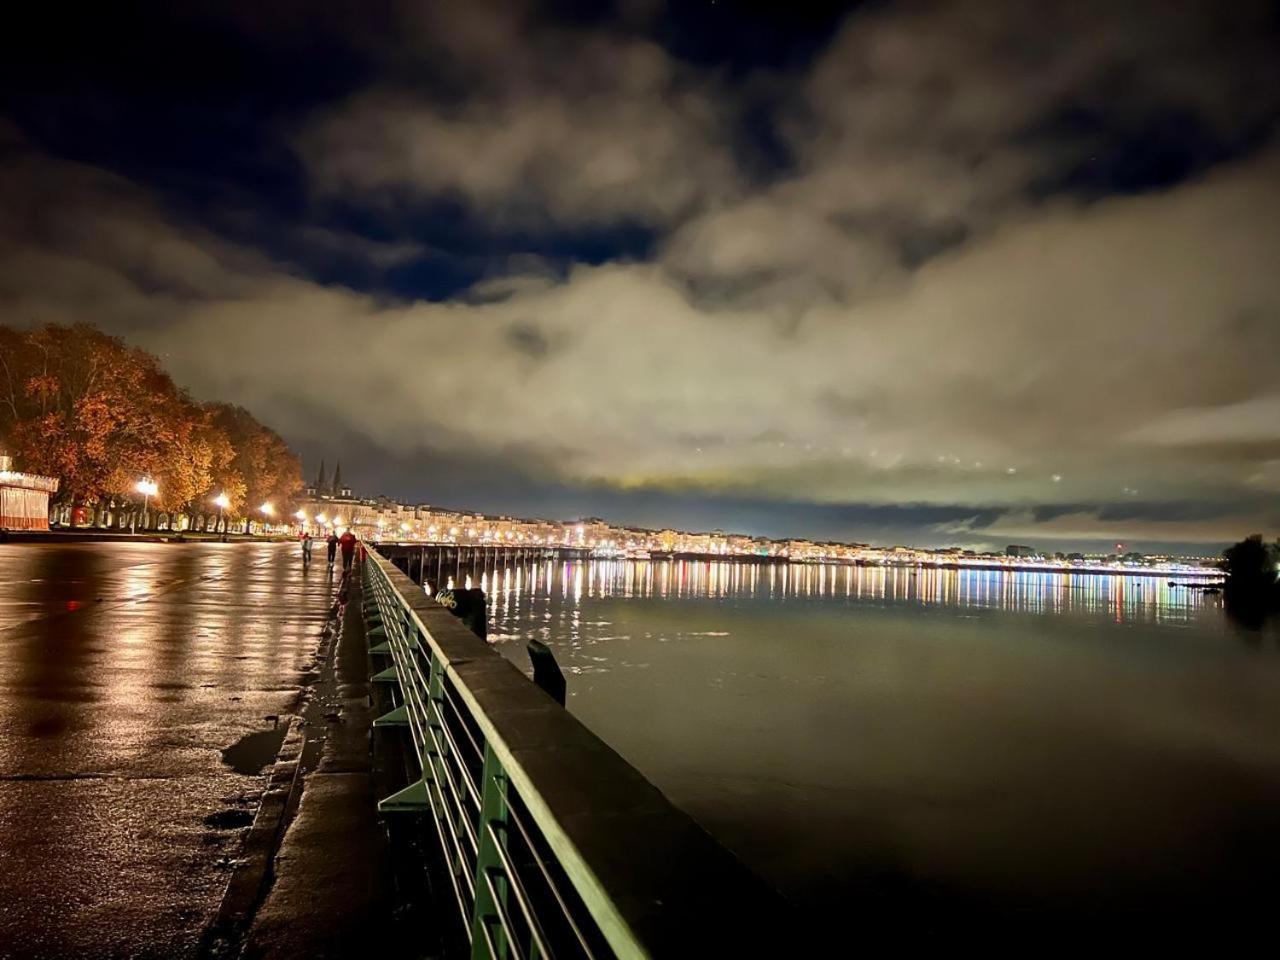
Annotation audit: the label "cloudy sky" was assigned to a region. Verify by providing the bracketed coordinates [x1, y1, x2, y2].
[1, 0, 1278, 553]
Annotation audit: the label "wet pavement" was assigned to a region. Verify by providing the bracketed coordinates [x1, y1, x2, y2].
[0, 542, 338, 959]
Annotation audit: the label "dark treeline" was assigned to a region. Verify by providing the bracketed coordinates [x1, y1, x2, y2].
[0, 323, 301, 532]
[1222, 534, 1280, 629]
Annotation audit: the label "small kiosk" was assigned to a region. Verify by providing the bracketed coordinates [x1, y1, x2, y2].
[0, 454, 59, 531]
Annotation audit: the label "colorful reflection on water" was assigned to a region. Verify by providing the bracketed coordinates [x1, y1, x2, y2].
[469, 558, 1277, 948]
[467, 559, 1213, 628]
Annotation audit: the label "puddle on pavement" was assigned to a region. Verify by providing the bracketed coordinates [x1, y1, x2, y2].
[220, 723, 288, 775]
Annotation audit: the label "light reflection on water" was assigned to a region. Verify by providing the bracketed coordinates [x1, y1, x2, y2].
[476, 559, 1279, 946]
[475, 559, 1212, 637]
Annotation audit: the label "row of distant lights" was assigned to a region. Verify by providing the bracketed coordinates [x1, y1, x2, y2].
[297, 511, 350, 527]
[134, 478, 277, 517]
[366, 522, 607, 546]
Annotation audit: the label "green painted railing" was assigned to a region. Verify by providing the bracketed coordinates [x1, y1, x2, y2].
[362, 547, 786, 959]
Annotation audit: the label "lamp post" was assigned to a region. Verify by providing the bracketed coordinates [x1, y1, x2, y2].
[259, 502, 275, 536]
[213, 492, 230, 537]
[295, 509, 307, 535]
[133, 478, 158, 534]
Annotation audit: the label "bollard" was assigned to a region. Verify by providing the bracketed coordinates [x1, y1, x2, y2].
[526, 639, 567, 706]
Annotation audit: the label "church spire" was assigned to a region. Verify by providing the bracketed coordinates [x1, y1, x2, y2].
[332, 460, 343, 496]
[315, 459, 328, 493]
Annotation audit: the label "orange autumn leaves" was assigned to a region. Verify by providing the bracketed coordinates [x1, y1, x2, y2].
[0, 323, 301, 518]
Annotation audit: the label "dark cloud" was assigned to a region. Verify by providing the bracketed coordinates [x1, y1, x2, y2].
[505, 321, 555, 359]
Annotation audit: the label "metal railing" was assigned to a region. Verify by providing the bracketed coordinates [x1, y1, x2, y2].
[362, 546, 786, 959]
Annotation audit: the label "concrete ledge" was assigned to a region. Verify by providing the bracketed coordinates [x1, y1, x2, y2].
[201, 718, 304, 957]
[240, 774, 388, 960]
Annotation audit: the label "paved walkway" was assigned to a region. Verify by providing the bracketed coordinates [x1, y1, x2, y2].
[238, 563, 400, 960]
[0, 542, 339, 959]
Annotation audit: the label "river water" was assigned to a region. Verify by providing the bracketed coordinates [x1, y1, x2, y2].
[480, 559, 1280, 947]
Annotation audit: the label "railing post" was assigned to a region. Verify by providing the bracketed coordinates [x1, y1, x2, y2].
[470, 743, 511, 959]
[426, 653, 469, 886]
[425, 652, 445, 795]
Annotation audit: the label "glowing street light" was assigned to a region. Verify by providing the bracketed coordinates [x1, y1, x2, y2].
[133, 478, 158, 534]
[212, 491, 230, 535]
[260, 502, 275, 516]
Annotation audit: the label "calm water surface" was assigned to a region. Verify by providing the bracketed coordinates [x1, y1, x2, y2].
[476, 560, 1280, 946]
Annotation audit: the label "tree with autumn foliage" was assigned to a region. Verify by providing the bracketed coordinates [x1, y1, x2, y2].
[205, 403, 302, 533]
[0, 323, 302, 532]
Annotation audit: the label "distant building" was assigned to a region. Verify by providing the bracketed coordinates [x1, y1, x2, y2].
[304, 459, 352, 499]
[1006, 544, 1037, 558]
[298, 458, 370, 534]
[0, 454, 59, 531]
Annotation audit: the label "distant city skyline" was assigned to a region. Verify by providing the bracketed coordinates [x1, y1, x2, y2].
[302, 457, 1231, 559]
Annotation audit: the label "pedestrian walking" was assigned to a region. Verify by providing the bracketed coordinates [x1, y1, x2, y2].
[326, 531, 339, 567]
[339, 528, 357, 573]
[301, 532, 313, 567]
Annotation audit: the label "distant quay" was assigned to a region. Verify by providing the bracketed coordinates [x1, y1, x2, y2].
[657, 551, 1223, 580]
[373, 541, 1222, 582]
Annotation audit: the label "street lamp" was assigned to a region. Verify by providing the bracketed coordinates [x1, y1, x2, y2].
[213, 492, 230, 535]
[258, 502, 275, 536]
[133, 478, 158, 534]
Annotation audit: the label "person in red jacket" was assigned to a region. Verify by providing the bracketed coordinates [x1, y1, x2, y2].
[338, 528, 358, 572]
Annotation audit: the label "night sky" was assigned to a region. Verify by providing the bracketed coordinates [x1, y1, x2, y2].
[2, 0, 1278, 553]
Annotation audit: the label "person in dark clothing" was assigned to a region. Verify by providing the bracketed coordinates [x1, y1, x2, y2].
[339, 529, 358, 572]
[301, 532, 313, 567]
[326, 532, 339, 567]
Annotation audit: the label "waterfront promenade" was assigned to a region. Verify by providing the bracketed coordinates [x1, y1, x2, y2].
[0, 540, 791, 959]
[0, 541, 379, 958]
